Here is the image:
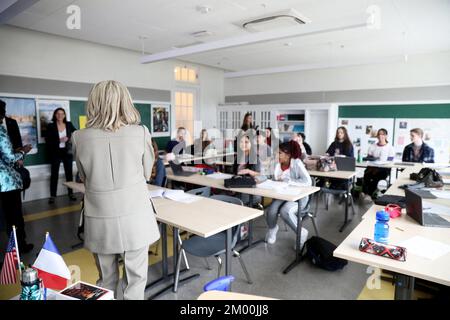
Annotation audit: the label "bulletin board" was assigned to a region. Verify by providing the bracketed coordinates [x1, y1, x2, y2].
[338, 118, 395, 158]
[394, 119, 450, 163]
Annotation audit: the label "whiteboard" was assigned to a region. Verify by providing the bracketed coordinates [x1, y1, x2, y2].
[394, 119, 450, 163]
[338, 118, 395, 158]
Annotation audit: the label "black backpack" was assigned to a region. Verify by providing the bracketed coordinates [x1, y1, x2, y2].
[302, 236, 348, 271]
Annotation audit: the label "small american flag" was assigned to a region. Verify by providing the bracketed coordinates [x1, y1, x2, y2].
[0, 232, 19, 285]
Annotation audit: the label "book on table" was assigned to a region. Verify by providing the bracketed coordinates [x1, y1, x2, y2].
[59, 281, 114, 300]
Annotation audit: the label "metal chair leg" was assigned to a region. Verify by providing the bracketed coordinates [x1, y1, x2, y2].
[178, 234, 190, 270]
[173, 245, 183, 293]
[350, 195, 356, 216]
[308, 213, 320, 236]
[216, 256, 222, 278]
[233, 250, 253, 284]
[204, 258, 212, 270]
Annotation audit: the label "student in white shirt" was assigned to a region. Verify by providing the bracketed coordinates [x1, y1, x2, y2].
[265, 141, 312, 249]
[363, 128, 395, 199]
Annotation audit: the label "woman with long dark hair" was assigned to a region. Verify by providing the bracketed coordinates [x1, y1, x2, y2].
[265, 141, 312, 248]
[241, 112, 254, 131]
[326, 126, 354, 157]
[46, 108, 77, 204]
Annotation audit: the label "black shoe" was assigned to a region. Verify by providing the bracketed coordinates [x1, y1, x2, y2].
[48, 197, 55, 204]
[20, 243, 34, 254]
[69, 194, 77, 201]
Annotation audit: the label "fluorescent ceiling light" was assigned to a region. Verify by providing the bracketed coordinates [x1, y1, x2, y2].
[140, 17, 368, 64]
[224, 56, 404, 78]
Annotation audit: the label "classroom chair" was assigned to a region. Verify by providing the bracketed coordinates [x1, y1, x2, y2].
[187, 186, 211, 197]
[315, 178, 356, 217]
[203, 275, 235, 292]
[173, 195, 252, 292]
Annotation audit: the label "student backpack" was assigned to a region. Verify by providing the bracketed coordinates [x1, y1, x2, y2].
[302, 236, 348, 271]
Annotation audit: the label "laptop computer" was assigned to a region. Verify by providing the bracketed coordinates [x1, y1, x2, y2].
[169, 161, 196, 177]
[335, 156, 356, 171]
[405, 189, 450, 228]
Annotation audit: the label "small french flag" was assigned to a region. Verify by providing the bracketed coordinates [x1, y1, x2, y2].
[32, 234, 71, 290]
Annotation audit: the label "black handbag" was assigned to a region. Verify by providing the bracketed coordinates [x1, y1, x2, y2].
[410, 168, 444, 188]
[15, 165, 31, 190]
[224, 175, 256, 188]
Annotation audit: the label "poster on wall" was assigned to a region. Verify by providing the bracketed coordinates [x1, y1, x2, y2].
[0, 97, 38, 154]
[394, 119, 450, 163]
[37, 99, 70, 143]
[338, 118, 395, 159]
[151, 104, 170, 137]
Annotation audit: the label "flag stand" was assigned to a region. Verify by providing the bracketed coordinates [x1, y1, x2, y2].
[12, 225, 22, 278]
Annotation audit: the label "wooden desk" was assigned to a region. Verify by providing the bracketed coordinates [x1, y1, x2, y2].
[334, 164, 450, 300]
[198, 290, 276, 300]
[165, 170, 320, 274]
[64, 181, 262, 298]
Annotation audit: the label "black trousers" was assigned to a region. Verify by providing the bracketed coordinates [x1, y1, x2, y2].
[0, 190, 27, 248]
[363, 167, 390, 196]
[50, 148, 73, 197]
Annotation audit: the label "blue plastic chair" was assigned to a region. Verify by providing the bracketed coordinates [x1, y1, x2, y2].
[204, 275, 235, 292]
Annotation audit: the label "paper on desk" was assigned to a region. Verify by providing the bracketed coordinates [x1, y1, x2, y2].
[149, 189, 164, 198]
[400, 236, 450, 260]
[206, 173, 233, 180]
[429, 190, 450, 201]
[256, 180, 288, 191]
[422, 200, 450, 216]
[443, 178, 450, 185]
[277, 188, 301, 196]
[163, 189, 200, 203]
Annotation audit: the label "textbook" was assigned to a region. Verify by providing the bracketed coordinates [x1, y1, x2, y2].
[60, 281, 114, 300]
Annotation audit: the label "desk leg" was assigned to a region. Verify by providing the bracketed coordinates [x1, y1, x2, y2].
[394, 274, 415, 300]
[239, 194, 264, 254]
[146, 224, 198, 299]
[283, 200, 304, 274]
[339, 179, 352, 232]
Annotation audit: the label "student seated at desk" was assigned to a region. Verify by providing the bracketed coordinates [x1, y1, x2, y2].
[326, 126, 354, 157]
[192, 129, 211, 155]
[291, 132, 311, 161]
[149, 139, 166, 187]
[265, 141, 312, 247]
[233, 132, 264, 207]
[165, 126, 188, 155]
[362, 128, 395, 200]
[319, 126, 354, 190]
[402, 128, 435, 163]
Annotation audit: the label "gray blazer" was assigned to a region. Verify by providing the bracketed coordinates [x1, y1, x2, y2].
[72, 125, 160, 254]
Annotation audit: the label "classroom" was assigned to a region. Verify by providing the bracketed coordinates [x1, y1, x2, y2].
[0, 0, 449, 306]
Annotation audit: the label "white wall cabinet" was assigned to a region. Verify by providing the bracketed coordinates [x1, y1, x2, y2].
[217, 103, 338, 154]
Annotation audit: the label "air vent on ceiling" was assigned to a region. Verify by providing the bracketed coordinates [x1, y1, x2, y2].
[239, 8, 311, 32]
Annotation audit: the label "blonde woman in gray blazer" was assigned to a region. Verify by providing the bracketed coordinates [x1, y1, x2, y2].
[72, 80, 160, 300]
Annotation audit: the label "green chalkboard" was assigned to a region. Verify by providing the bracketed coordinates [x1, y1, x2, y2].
[339, 104, 450, 118]
[24, 100, 171, 166]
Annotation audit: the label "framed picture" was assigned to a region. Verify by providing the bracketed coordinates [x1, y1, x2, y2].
[37, 99, 70, 143]
[151, 104, 170, 137]
[0, 96, 38, 154]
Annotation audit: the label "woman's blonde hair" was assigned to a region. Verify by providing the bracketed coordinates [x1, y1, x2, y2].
[86, 80, 141, 131]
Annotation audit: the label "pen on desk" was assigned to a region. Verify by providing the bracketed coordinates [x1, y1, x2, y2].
[395, 227, 404, 232]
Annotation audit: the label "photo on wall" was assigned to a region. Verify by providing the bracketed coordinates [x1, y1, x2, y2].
[37, 99, 70, 143]
[151, 104, 170, 137]
[0, 97, 38, 154]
